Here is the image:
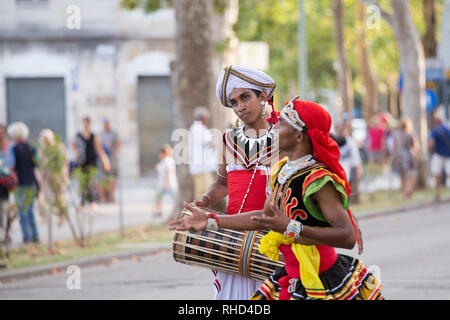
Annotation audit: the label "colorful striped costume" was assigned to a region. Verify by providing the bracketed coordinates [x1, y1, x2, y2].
[250, 158, 384, 300]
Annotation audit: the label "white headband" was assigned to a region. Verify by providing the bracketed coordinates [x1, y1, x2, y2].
[280, 95, 307, 132]
[216, 65, 276, 107]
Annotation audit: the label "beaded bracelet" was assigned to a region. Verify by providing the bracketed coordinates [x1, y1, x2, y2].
[216, 168, 228, 179]
[284, 220, 303, 239]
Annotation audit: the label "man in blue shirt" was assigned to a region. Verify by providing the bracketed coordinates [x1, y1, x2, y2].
[429, 115, 450, 202]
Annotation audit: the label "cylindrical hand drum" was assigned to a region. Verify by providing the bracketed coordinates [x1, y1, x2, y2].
[172, 209, 284, 282]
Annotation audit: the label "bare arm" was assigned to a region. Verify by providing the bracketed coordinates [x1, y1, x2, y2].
[252, 182, 356, 250]
[298, 183, 356, 249]
[93, 135, 110, 172]
[168, 202, 263, 232]
[194, 163, 228, 207]
[71, 137, 80, 161]
[193, 147, 229, 207]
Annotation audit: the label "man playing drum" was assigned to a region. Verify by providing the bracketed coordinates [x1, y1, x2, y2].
[170, 97, 383, 300]
[187, 65, 281, 300]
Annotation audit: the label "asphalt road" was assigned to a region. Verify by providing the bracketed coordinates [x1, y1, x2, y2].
[1, 201, 450, 300]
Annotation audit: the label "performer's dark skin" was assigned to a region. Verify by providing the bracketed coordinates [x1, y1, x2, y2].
[169, 115, 364, 254]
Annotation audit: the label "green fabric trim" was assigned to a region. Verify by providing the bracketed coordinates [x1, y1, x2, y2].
[303, 175, 349, 222]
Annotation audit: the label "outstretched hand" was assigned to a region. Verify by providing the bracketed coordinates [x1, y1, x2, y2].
[168, 202, 208, 232]
[250, 204, 290, 234]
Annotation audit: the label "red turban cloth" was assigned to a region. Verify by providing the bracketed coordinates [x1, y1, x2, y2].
[292, 99, 351, 195]
[280, 97, 359, 245]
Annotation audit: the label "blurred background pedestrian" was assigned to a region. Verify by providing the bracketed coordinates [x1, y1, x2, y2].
[155, 144, 178, 219]
[188, 107, 217, 200]
[97, 117, 120, 203]
[429, 115, 450, 202]
[6, 122, 39, 244]
[332, 118, 363, 204]
[71, 116, 110, 205]
[392, 118, 420, 199]
[37, 129, 69, 226]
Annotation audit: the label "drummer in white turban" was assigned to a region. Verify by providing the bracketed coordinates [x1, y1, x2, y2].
[177, 65, 281, 300]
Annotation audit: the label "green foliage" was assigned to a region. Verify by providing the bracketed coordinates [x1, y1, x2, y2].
[71, 165, 99, 205]
[120, 0, 226, 14]
[39, 136, 65, 176]
[234, 0, 337, 102]
[235, 0, 443, 109]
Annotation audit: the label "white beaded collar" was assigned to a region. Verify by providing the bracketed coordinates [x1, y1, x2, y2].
[277, 154, 316, 185]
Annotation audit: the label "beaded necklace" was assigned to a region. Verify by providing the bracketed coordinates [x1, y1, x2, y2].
[277, 154, 316, 185]
[235, 125, 271, 214]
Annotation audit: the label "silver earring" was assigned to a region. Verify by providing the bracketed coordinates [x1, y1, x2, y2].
[261, 101, 267, 119]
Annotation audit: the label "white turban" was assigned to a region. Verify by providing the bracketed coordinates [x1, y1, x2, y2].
[216, 65, 276, 107]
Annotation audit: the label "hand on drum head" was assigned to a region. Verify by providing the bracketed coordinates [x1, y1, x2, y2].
[168, 202, 208, 232]
[250, 204, 291, 234]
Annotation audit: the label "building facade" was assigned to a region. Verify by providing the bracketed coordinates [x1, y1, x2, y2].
[0, 0, 178, 177]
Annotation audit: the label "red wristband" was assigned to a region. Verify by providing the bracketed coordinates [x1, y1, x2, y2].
[207, 212, 219, 228]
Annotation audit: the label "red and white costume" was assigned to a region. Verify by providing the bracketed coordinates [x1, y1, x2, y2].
[213, 65, 279, 300]
[213, 125, 279, 300]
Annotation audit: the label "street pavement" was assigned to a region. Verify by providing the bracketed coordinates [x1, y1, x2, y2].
[1, 200, 450, 300]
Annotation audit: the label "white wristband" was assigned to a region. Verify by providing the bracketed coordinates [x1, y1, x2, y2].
[206, 212, 219, 231]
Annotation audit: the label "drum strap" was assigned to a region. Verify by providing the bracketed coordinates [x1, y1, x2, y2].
[238, 231, 258, 278]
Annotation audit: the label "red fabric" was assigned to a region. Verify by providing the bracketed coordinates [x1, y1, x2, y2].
[367, 127, 385, 151]
[266, 97, 279, 125]
[279, 244, 337, 278]
[278, 275, 292, 300]
[292, 100, 350, 195]
[278, 244, 337, 300]
[291, 99, 359, 245]
[226, 169, 267, 215]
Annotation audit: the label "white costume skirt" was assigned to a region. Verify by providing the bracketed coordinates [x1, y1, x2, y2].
[213, 270, 262, 300]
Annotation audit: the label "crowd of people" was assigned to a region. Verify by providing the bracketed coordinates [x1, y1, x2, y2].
[331, 111, 450, 203]
[0, 116, 120, 258]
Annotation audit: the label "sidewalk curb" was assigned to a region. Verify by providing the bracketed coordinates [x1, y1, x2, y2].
[0, 242, 172, 283]
[354, 196, 450, 220]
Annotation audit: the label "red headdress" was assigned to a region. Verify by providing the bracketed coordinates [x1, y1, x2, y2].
[280, 96, 359, 244]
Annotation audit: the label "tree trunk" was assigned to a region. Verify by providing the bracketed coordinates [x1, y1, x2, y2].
[356, 1, 379, 124]
[390, 0, 428, 188]
[212, 0, 239, 131]
[171, 0, 216, 209]
[388, 74, 399, 119]
[333, 0, 355, 120]
[422, 0, 437, 58]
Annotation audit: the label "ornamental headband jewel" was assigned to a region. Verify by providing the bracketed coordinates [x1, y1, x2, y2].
[280, 95, 307, 133]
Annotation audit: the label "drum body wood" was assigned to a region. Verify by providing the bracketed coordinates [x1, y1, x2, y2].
[172, 210, 284, 282]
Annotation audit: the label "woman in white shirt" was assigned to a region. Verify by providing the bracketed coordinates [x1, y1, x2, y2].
[155, 144, 178, 217]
